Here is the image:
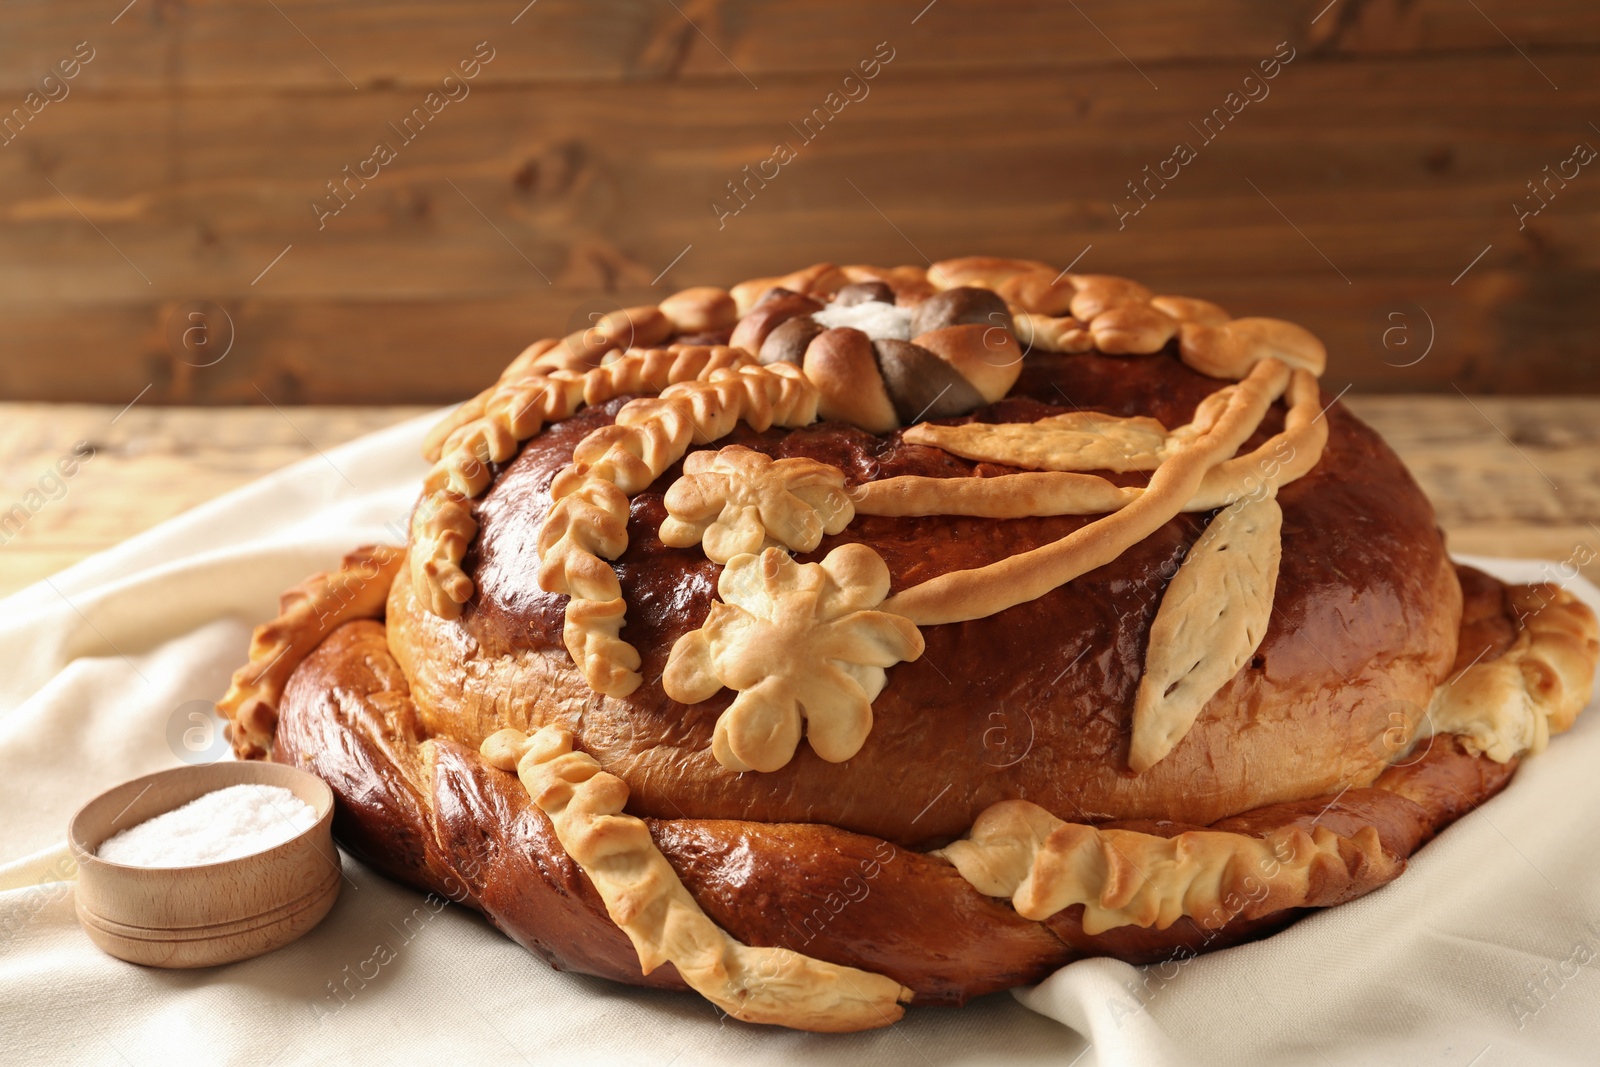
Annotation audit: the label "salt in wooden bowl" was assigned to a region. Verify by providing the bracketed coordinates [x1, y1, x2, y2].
[68, 761, 341, 968]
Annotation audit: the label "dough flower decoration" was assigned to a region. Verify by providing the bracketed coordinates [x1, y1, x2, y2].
[659, 445, 855, 564]
[663, 543, 924, 772]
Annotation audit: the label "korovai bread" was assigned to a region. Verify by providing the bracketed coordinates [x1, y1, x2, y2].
[218, 256, 1599, 1032]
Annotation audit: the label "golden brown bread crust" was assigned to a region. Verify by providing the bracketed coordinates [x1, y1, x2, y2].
[385, 349, 1461, 846]
[267, 620, 680, 989]
[216, 544, 405, 758]
[271, 564, 1523, 1004]
[220, 257, 1597, 1028]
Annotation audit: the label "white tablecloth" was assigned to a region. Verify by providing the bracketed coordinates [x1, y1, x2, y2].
[2, 408, 1596, 1066]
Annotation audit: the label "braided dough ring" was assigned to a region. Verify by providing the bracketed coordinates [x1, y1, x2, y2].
[267, 564, 1558, 1014]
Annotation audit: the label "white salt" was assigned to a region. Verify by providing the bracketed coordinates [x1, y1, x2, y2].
[810, 300, 915, 341]
[97, 783, 318, 868]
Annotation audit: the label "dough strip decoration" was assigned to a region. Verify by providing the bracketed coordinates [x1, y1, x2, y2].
[481, 725, 912, 1031]
[932, 798, 1399, 933]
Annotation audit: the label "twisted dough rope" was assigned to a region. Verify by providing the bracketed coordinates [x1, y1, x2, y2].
[216, 544, 405, 759]
[850, 368, 1326, 519]
[416, 301, 688, 466]
[880, 357, 1292, 625]
[721, 257, 1325, 419]
[411, 342, 756, 618]
[536, 363, 820, 696]
[933, 798, 1400, 934]
[1426, 583, 1599, 762]
[420, 295, 745, 460]
[928, 255, 1328, 381]
[481, 725, 911, 1031]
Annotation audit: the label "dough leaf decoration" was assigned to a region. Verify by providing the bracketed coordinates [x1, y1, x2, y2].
[1129, 485, 1283, 772]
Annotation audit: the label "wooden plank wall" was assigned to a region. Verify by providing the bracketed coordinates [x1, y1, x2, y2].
[0, 0, 1596, 405]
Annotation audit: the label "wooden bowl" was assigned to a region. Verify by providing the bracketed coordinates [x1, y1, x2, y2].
[68, 761, 341, 968]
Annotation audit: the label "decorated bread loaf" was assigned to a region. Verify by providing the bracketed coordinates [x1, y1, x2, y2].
[218, 256, 1598, 1032]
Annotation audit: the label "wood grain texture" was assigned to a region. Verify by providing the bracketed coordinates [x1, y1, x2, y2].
[1351, 395, 1600, 576]
[0, 403, 424, 595]
[1, 397, 1595, 599]
[4, 0, 1595, 91]
[0, 1, 1595, 402]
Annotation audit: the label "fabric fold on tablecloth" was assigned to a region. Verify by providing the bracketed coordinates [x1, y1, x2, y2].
[0, 407, 1595, 1066]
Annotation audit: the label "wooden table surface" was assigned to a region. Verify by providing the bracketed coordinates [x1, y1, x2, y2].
[5, 2, 1598, 405]
[1, 397, 1597, 599]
